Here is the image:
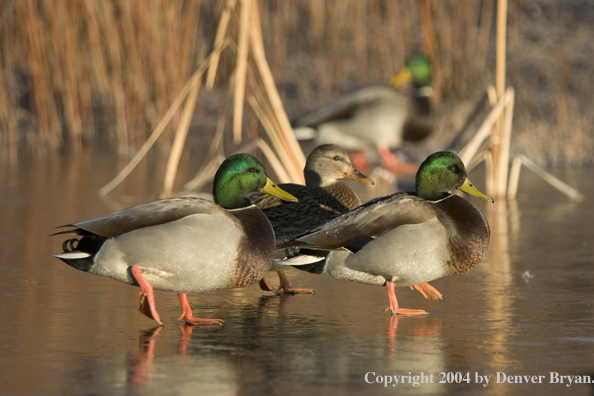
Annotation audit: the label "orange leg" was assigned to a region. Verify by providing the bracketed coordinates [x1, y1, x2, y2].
[131, 266, 163, 325]
[377, 147, 417, 175]
[350, 151, 369, 175]
[278, 271, 315, 294]
[259, 274, 281, 294]
[410, 282, 443, 300]
[384, 281, 428, 315]
[177, 293, 224, 326]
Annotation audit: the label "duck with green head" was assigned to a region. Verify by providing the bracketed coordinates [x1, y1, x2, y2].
[277, 152, 493, 315]
[252, 144, 440, 300]
[293, 54, 433, 175]
[53, 154, 297, 326]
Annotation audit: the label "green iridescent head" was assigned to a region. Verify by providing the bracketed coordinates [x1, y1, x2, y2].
[213, 154, 297, 209]
[390, 54, 432, 88]
[415, 152, 493, 202]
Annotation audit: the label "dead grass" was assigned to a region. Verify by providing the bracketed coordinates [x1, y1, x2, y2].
[0, 0, 592, 166]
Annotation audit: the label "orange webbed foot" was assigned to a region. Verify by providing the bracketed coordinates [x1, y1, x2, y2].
[131, 266, 163, 325]
[410, 282, 443, 300]
[178, 293, 224, 326]
[278, 271, 314, 295]
[281, 286, 316, 295]
[179, 314, 224, 326]
[259, 275, 281, 295]
[385, 280, 428, 316]
[384, 306, 428, 315]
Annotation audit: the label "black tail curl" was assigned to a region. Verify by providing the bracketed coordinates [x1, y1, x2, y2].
[62, 238, 79, 252]
[54, 234, 109, 272]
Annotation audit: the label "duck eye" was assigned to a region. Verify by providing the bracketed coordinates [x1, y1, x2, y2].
[448, 165, 457, 172]
[247, 167, 256, 173]
[333, 156, 340, 161]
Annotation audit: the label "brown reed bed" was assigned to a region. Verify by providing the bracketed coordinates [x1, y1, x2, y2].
[0, 0, 592, 168]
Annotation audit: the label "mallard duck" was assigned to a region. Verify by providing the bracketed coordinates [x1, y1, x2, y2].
[293, 55, 433, 174]
[277, 151, 493, 315]
[251, 144, 374, 294]
[52, 154, 298, 326]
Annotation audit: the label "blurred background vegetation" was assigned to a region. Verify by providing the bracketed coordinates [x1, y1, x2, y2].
[0, 0, 592, 166]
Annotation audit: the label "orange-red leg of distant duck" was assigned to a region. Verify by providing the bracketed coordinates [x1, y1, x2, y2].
[131, 266, 163, 325]
[378, 147, 417, 175]
[278, 271, 315, 294]
[384, 281, 428, 315]
[259, 275, 281, 294]
[350, 151, 369, 175]
[410, 282, 443, 300]
[177, 293, 224, 326]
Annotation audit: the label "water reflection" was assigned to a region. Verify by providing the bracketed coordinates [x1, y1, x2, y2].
[130, 326, 163, 385]
[480, 200, 517, 396]
[2, 150, 594, 395]
[125, 305, 449, 395]
[128, 325, 240, 395]
[384, 315, 443, 359]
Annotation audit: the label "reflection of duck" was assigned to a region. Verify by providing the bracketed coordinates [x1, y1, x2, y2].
[251, 144, 373, 294]
[385, 315, 443, 359]
[53, 154, 297, 326]
[293, 55, 433, 174]
[279, 152, 493, 314]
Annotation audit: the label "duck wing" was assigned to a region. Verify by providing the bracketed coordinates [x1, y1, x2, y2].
[294, 86, 404, 128]
[54, 197, 223, 237]
[279, 192, 435, 250]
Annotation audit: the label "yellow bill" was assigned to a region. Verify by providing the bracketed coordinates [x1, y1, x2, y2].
[390, 67, 412, 87]
[459, 178, 494, 203]
[260, 178, 298, 202]
[344, 166, 375, 185]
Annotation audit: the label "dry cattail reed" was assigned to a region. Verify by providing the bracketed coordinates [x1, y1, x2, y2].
[0, 0, 591, 185]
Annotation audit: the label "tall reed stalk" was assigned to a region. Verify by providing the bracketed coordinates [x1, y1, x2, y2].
[0, 0, 591, 169]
